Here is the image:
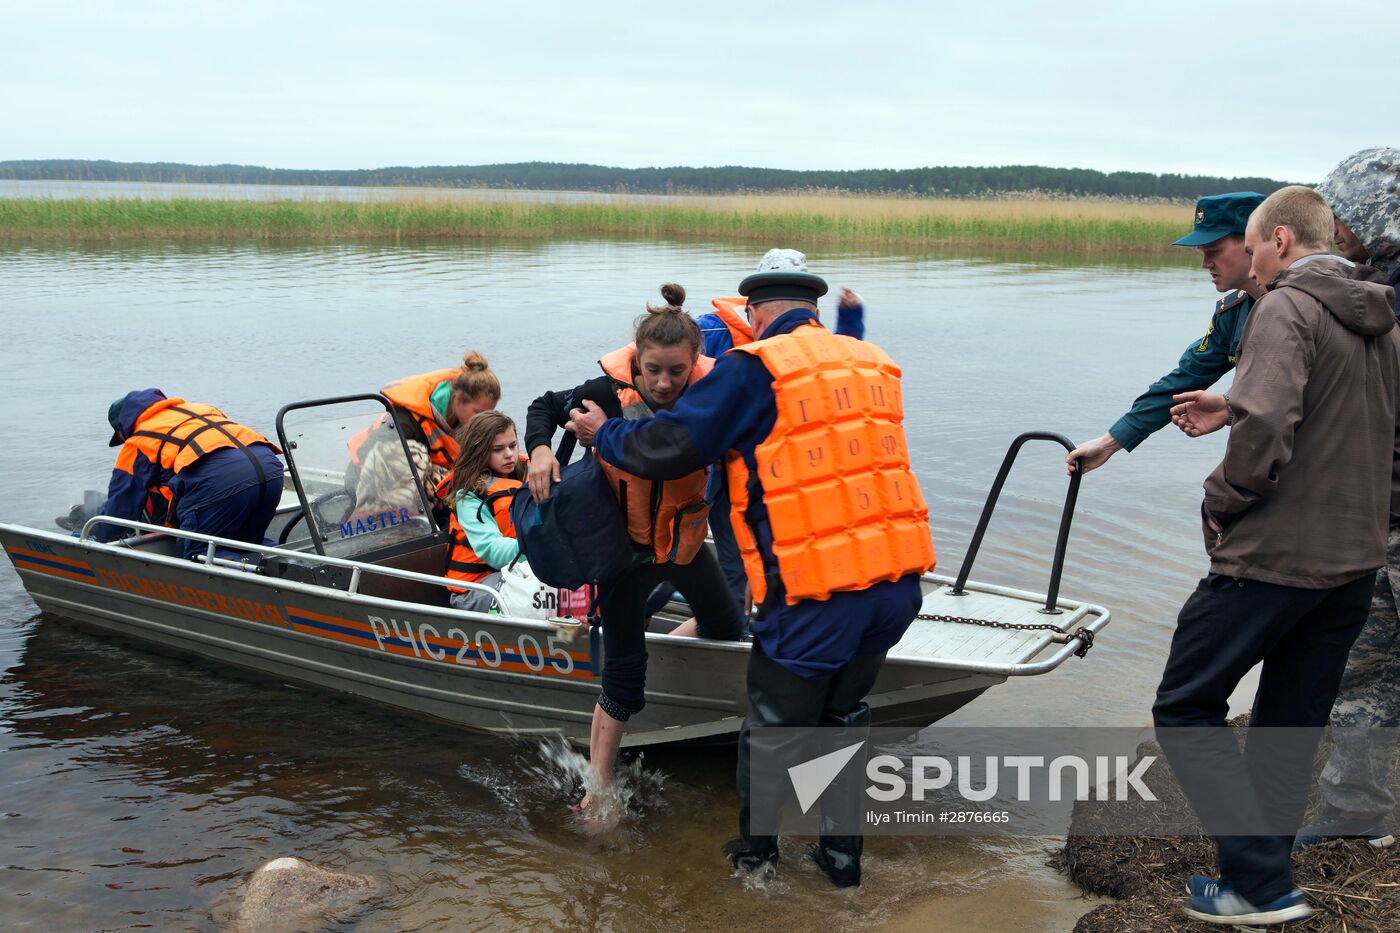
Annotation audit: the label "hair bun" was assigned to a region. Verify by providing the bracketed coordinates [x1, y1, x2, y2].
[460, 349, 490, 372]
[659, 282, 685, 309]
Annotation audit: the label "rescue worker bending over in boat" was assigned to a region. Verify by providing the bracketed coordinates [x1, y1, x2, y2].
[94, 389, 284, 560]
[570, 250, 934, 886]
[348, 350, 501, 515]
[525, 283, 744, 805]
[437, 411, 528, 613]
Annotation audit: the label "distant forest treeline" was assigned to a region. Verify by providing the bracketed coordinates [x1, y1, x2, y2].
[0, 159, 1292, 200]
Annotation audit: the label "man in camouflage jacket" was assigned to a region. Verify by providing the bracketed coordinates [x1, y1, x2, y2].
[1297, 148, 1400, 849]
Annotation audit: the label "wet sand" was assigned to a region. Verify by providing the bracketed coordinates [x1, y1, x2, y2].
[877, 864, 1103, 932]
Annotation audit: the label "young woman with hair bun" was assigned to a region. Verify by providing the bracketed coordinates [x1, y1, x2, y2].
[524, 283, 744, 813]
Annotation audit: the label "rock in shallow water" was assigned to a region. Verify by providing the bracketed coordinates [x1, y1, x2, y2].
[233, 856, 378, 932]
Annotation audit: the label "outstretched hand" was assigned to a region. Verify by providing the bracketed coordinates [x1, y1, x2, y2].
[1064, 432, 1122, 476]
[566, 399, 607, 448]
[1170, 390, 1230, 437]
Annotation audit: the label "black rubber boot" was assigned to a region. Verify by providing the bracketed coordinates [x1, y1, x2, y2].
[808, 695, 871, 888]
[55, 503, 88, 532]
[723, 837, 778, 873]
[806, 842, 861, 887]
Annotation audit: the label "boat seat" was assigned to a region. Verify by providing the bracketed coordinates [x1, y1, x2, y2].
[352, 534, 453, 608]
[256, 532, 452, 607]
[259, 552, 355, 590]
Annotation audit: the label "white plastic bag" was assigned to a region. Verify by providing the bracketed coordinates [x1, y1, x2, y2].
[495, 559, 555, 619]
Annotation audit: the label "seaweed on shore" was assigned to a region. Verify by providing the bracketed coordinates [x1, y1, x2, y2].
[1054, 717, 1400, 932]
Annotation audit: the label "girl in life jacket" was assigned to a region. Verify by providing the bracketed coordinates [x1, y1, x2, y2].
[523, 283, 744, 815]
[436, 411, 528, 613]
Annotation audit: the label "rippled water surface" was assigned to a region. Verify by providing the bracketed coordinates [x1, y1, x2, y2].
[0, 239, 1227, 929]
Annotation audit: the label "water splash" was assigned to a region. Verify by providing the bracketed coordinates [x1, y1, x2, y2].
[456, 762, 530, 828]
[734, 857, 784, 893]
[526, 738, 668, 835]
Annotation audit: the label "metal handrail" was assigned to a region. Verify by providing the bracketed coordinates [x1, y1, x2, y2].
[950, 432, 1083, 614]
[77, 516, 581, 625]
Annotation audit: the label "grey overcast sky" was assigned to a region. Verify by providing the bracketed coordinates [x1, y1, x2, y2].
[3, 1, 1394, 181]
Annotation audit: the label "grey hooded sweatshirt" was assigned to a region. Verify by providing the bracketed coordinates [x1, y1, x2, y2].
[1203, 257, 1400, 588]
[1315, 147, 1400, 287]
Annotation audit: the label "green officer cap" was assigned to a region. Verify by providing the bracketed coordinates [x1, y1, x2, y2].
[1173, 192, 1267, 247]
[107, 397, 127, 447]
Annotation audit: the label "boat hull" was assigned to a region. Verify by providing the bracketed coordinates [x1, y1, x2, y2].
[2, 524, 1095, 746]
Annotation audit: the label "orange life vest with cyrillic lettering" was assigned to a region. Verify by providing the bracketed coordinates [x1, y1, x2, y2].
[726, 323, 935, 605]
[596, 344, 715, 564]
[380, 368, 461, 470]
[436, 472, 521, 591]
[710, 297, 753, 349]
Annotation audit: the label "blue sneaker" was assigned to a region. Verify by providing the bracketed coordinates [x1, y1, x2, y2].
[1183, 886, 1312, 926]
[1184, 874, 1228, 898]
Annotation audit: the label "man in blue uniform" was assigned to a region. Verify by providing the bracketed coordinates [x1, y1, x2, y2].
[96, 389, 284, 560]
[569, 251, 930, 888]
[1065, 192, 1267, 474]
[693, 275, 868, 607]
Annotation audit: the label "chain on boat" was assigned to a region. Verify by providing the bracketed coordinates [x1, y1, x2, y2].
[914, 612, 1095, 657]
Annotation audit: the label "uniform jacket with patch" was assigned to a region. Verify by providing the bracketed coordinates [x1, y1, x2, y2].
[1110, 291, 1253, 451]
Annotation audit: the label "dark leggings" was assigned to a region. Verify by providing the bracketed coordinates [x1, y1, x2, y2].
[596, 544, 742, 721]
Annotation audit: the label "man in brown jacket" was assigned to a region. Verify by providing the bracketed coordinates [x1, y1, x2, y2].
[1154, 186, 1400, 926]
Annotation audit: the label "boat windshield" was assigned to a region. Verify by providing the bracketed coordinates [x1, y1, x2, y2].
[278, 397, 437, 557]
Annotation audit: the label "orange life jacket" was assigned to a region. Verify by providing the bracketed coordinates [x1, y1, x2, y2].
[726, 323, 936, 605]
[710, 297, 753, 349]
[346, 415, 388, 467]
[118, 398, 278, 476]
[596, 344, 715, 564]
[436, 472, 521, 591]
[380, 368, 461, 470]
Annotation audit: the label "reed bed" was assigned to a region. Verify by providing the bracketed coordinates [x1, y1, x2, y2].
[0, 191, 1189, 253]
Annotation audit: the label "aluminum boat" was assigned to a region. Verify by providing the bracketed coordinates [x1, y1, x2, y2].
[1, 396, 1108, 746]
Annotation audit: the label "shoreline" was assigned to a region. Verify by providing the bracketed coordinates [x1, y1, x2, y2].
[1057, 716, 1400, 932]
[0, 193, 1189, 253]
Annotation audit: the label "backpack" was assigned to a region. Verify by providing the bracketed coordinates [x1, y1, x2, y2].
[509, 434, 634, 590]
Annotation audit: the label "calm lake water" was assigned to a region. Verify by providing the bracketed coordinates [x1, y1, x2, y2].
[0, 237, 1231, 930]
